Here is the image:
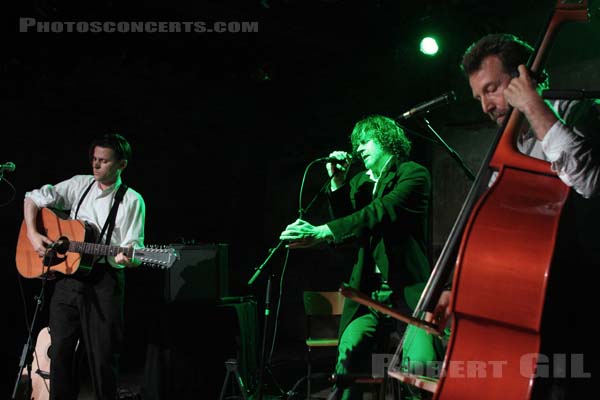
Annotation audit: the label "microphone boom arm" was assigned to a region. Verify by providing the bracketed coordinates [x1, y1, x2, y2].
[421, 117, 475, 181]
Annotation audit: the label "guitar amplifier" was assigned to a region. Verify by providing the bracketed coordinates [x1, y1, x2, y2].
[163, 243, 229, 302]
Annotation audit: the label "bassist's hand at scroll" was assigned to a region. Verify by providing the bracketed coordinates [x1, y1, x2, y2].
[424, 290, 452, 331]
[504, 64, 557, 140]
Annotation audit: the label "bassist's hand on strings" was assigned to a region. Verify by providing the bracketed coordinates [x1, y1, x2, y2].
[424, 289, 452, 331]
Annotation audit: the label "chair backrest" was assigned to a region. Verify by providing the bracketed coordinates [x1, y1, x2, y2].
[303, 291, 344, 344]
[303, 291, 344, 316]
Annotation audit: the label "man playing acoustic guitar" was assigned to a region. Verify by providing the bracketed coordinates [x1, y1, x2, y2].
[23, 133, 146, 400]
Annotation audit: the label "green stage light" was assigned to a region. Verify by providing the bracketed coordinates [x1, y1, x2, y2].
[419, 36, 439, 56]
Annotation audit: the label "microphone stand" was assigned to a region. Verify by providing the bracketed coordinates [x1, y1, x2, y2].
[12, 252, 55, 399]
[248, 159, 335, 400]
[0, 167, 17, 207]
[418, 116, 475, 181]
[247, 241, 284, 400]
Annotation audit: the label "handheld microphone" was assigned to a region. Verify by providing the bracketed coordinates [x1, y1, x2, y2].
[398, 91, 456, 120]
[0, 162, 16, 172]
[314, 155, 353, 163]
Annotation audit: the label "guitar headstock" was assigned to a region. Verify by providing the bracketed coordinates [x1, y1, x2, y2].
[134, 246, 180, 269]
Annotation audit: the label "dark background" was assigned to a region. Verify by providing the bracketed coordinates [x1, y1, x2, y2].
[2, 0, 599, 398]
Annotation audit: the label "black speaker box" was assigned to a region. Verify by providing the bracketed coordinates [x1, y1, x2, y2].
[141, 298, 258, 400]
[164, 243, 229, 302]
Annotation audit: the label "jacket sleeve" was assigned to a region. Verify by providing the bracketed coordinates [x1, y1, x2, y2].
[326, 163, 430, 243]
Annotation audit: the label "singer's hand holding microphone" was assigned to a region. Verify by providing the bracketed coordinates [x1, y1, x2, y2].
[324, 151, 353, 191]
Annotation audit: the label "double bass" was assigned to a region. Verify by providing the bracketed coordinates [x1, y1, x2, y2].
[383, 1, 591, 399]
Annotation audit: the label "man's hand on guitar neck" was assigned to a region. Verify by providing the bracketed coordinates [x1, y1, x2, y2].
[114, 245, 140, 268]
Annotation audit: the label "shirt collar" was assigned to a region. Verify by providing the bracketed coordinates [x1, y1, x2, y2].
[366, 155, 394, 182]
[95, 175, 122, 193]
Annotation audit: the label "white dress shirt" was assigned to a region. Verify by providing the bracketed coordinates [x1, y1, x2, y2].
[25, 174, 146, 269]
[491, 99, 600, 198]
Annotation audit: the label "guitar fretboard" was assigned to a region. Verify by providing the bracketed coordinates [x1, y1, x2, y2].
[69, 241, 134, 258]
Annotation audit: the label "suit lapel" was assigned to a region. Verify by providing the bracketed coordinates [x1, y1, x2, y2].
[373, 156, 399, 199]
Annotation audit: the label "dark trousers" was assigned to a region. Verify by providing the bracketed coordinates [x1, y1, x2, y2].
[49, 264, 125, 400]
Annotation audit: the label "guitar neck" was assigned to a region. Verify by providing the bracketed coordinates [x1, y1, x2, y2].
[69, 241, 133, 258]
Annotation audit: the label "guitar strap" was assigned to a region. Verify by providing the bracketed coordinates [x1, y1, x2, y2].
[74, 180, 95, 220]
[97, 183, 128, 264]
[99, 183, 129, 245]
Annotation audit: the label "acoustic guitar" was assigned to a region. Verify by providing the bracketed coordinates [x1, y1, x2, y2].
[21, 327, 51, 400]
[16, 207, 179, 279]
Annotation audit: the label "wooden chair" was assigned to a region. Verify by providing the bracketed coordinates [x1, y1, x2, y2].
[302, 290, 344, 399]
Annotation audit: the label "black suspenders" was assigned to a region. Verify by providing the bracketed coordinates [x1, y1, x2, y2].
[75, 179, 129, 246]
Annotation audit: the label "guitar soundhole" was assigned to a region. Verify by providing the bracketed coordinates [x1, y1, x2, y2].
[42, 252, 66, 267]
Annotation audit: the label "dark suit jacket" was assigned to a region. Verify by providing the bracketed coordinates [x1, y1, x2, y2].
[326, 157, 431, 334]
